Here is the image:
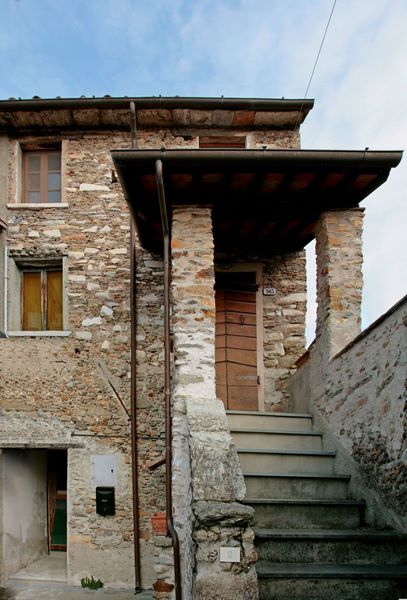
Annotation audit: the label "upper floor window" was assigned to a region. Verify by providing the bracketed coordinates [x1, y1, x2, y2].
[22, 150, 61, 204]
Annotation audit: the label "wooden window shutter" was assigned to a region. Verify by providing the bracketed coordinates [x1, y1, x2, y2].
[199, 135, 246, 149]
[46, 270, 63, 330]
[22, 271, 42, 330]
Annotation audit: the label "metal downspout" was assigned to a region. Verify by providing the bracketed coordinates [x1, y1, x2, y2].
[156, 159, 182, 600]
[129, 100, 142, 593]
[130, 217, 142, 593]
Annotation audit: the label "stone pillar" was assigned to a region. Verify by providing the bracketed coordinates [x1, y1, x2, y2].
[171, 207, 258, 600]
[315, 209, 364, 359]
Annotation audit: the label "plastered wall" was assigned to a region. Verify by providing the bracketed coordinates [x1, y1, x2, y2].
[1, 450, 47, 580]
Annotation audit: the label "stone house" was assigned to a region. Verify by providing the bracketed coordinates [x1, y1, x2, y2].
[0, 96, 405, 599]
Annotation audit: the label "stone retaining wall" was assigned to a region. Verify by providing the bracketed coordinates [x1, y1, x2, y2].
[290, 296, 407, 531]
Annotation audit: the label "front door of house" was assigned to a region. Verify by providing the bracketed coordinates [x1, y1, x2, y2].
[215, 271, 259, 410]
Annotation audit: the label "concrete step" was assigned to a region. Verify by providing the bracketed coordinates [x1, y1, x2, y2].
[246, 499, 365, 529]
[257, 562, 407, 600]
[237, 449, 336, 475]
[227, 410, 313, 432]
[244, 472, 350, 500]
[254, 528, 407, 565]
[231, 429, 323, 451]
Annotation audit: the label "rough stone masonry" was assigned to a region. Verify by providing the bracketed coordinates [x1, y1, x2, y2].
[171, 207, 258, 599]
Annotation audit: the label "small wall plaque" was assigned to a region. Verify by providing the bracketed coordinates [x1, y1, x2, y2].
[219, 547, 240, 563]
[263, 287, 276, 296]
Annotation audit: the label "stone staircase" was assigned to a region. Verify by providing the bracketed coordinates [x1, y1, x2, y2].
[227, 410, 407, 600]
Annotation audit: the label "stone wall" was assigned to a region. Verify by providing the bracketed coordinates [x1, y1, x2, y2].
[0, 118, 301, 591]
[262, 251, 306, 411]
[171, 207, 258, 599]
[290, 296, 407, 531]
[1, 131, 168, 587]
[0, 132, 140, 587]
[315, 209, 364, 357]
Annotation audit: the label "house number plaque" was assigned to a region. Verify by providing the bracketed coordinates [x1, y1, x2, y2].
[263, 287, 276, 296]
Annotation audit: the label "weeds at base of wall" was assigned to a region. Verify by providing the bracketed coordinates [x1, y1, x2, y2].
[81, 576, 104, 590]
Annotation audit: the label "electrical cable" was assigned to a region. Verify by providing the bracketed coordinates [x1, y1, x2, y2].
[295, 0, 337, 130]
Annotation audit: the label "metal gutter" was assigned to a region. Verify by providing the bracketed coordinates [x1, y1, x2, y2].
[112, 148, 403, 170]
[0, 96, 314, 113]
[156, 159, 182, 600]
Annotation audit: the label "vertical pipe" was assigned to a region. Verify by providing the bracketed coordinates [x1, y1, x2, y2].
[156, 159, 182, 600]
[129, 100, 141, 593]
[3, 243, 7, 336]
[130, 101, 138, 149]
[130, 216, 142, 593]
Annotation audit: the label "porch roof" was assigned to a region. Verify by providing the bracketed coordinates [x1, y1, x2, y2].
[111, 148, 402, 255]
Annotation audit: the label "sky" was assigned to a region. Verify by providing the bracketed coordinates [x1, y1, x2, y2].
[1, 0, 406, 344]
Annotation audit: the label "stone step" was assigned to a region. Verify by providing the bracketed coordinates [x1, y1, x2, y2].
[227, 410, 313, 432]
[231, 429, 323, 451]
[246, 499, 365, 529]
[257, 562, 407, 600]
[238, 449, 336, 475]
[254, 528, 407, 565]
[244, 472, 350, 500]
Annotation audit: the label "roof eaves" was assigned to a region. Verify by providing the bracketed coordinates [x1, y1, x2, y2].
[0, 96, 314, 113]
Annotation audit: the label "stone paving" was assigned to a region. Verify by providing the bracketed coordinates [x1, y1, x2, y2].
[1, 580, 153, 600]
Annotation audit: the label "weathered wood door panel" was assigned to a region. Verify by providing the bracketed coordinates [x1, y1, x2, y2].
[215, 272, 259, 410]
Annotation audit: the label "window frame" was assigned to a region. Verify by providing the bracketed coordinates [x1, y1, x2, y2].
[21, 266, 63, 331]
[7, 256, 70, 335]
[22, 149, 62, 204]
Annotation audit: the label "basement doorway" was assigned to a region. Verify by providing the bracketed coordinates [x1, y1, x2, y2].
[215, 269, 263, 411]
[1, 448, 67, 582]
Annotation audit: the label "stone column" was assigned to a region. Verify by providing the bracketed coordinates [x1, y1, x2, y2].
[171, 207, 258, 600]
[315, 208, 364, 359]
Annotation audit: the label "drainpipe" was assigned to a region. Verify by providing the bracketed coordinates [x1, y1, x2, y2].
[130, 216, 142, 593]
[156, 159, 182, 600]
[129, 100, 142, 593]
[3, 242, 7, 337]
[130, 101, 137, 150]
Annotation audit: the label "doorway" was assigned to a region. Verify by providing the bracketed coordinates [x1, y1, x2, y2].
[215, 269, 263, 411]
[47, 450, 67, 552]
[1, 448, 67, 582]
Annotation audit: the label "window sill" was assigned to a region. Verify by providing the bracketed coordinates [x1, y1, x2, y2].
[7, 203, 69, 209]
[7, 330, 71, 337]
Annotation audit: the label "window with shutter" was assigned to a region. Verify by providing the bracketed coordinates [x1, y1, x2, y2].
[22, 268, 63, 331]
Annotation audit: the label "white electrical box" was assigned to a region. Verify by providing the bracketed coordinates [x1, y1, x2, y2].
[219, 546, 241, 563]
[91, 455, 117, 486]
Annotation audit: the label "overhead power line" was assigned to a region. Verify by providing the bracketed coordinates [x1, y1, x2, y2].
[295, 0, 337, 130]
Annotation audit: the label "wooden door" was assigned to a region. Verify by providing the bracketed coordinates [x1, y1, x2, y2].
[215, 272, 259, 410]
